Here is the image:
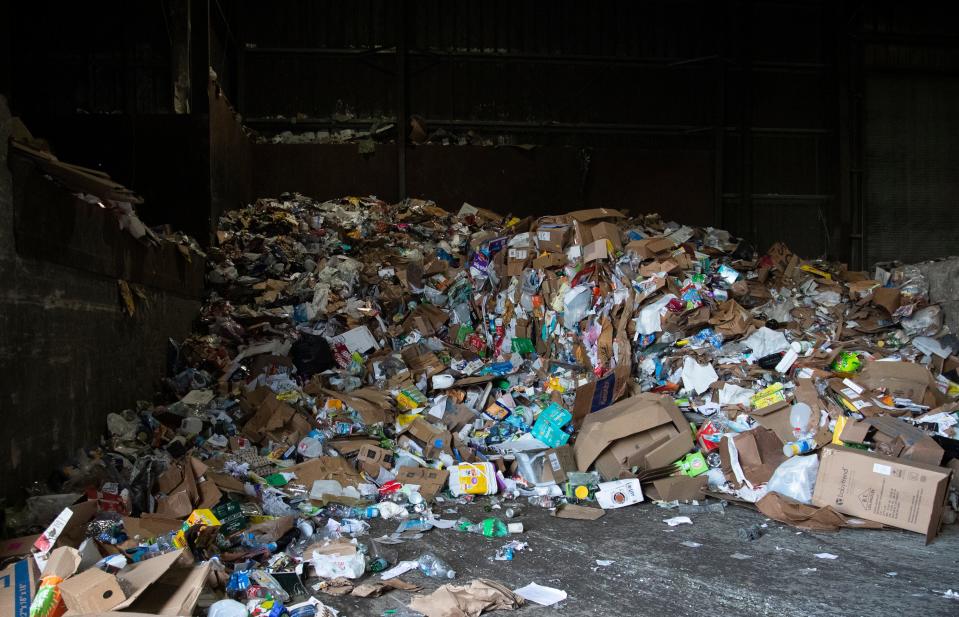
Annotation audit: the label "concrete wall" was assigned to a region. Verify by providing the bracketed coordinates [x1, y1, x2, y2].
[0, 96, 203, 504]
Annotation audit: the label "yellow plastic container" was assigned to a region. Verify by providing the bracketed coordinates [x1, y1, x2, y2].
[448, 462, 498, 496]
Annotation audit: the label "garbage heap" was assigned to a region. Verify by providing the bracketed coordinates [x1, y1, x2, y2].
[6, 195, 958, 617]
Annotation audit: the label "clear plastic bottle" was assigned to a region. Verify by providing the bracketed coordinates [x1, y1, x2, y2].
[782, 437, 816, 457]
[417, 553, 456, 579]
[788, 402, 813, 439]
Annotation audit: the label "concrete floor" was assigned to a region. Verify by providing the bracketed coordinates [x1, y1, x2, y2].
[317, 500, 959, 617]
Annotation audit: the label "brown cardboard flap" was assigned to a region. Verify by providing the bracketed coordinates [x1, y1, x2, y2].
[648, 476, 707, 502]
[574, 393, 690, 474]
[285, 457, 363, 489]
[127, 562, 211, 616]
[732, 428, 787, 486]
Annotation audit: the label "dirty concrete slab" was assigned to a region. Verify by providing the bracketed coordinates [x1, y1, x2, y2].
[317, 502, 959, 617]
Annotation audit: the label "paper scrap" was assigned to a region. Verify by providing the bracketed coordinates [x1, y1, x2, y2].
[663, 516, 693, 527]
[730, 553, 751, 560]
[681, 357, 718, 395]
[595, 560, 614, 566]
[680, 541, 702, 548]
[815, 552, 838, 560]
[743, 327, 789, 358]
[514, 582, 567, 606]
[380, 560, 419, 580]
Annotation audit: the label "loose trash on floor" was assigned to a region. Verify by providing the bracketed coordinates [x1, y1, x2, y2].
[3, 193, 958, 616]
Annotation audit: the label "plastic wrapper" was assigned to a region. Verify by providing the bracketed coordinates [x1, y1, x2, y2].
[766, 454, 819, 504]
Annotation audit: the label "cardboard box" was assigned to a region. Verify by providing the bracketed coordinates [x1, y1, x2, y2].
[532, 251, 567, 270]
[812, 445, 952, 543]
[534, 225, 569, 252]
[394, 467, 450, 500]
[589, 221, 623, 251]
[838, 417, 944, 466]
[59, 567, 125, 614]
[571, 364, 631, 425]
[357, 444, 396, 476]
[625, 237, 676, 259]
[59, 549, 183, 614]
[406, 417, 452, 458]
[541, 445, 577, 485]
[0, 557, 39, 617]
[574, 393, 694, 480]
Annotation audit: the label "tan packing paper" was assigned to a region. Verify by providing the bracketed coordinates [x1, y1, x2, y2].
[409, 578, 524, 617]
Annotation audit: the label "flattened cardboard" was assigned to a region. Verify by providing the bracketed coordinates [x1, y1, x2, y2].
[394, 467, 450, 500]
[552, 504, 606, 520]
[574, 393, 693, 479]
[532, 251, 567, 270]
[756, 492, 883, 532]
[0, 534, 39, 559]
[566, 208, 626, 223]
[123, 515, 184, 539]
[316, 387, 392, 425]
[812, 445, 952, 543]
[647, 476, 707, 502]
[724, 428, 787, 486]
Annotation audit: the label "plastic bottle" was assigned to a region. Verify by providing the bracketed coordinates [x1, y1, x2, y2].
[349, 506, 380, 520]
[782, 437, 816, 457]
[788, 402, 813, 440]
[417, 553, 456, 579]
[456, 517, 509, 538]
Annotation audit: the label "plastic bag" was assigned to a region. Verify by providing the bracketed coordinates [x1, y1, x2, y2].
[766, 454, 819, 504]
[901, 305, 942, 337]
[310, 541, 366, 579]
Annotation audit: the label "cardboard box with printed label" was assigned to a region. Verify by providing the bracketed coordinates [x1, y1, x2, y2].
[574, 393, 694, 481]
[812, 445, 952, 543]
[534, 225, 569, 253]
[540, 445, 578, 485]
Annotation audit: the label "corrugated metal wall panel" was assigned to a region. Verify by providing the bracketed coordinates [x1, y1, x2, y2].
[864, 73, 959, 265]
